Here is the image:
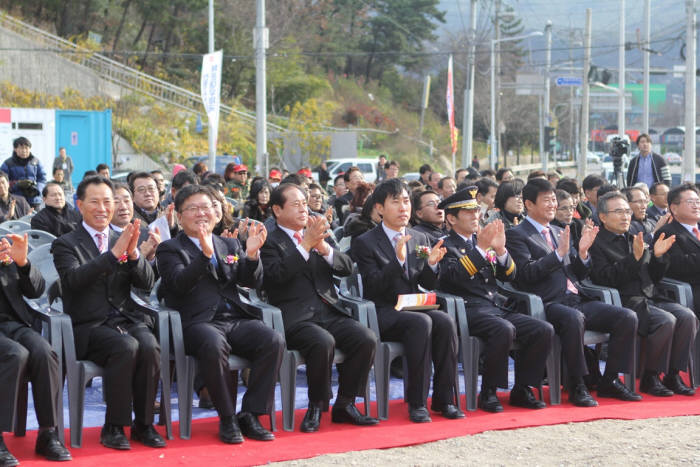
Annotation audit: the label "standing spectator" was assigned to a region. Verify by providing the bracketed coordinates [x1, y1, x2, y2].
[0, 172, 30, 222]
[192, 161, 208, 179]
[427, 172, 443, 191]
[315, 162, 330, 188]
[52, 146, 74, 192]
[418, 163, 432, 187]
[96, 163, 111, 179]
[224, 163, 249, 202]
[2, 137, 47, 208]
[627, 133, 671, 188]
[455, 168, 468, 184]
[268, 168, 282, 188]
[376, 155, 387, 182]
[31, 182, 82, 237]
[471, 155, 480, 170]
[384, 160, 400, 180]
[328, 174, 347, 213]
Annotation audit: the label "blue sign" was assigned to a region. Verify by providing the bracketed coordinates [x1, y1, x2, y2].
[555, 77, 583, 87]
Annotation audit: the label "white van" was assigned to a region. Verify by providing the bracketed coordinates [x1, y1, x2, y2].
[315, 158, 378, 185]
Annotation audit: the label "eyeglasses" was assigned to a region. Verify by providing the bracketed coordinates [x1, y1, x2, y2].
[135, 186, 158, 194]
[556, 206, 575, 212]
[681, 199, 700, 207]
[608, 208, 633, 216]
[182, 204, 214, 214]
[422, 201, 440, 208]
[629, 199, 648, 205]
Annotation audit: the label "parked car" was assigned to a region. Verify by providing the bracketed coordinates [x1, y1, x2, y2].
[401, 172, 421, 182]
[663, 152, 682, 165]
[314, 158, 378, 183]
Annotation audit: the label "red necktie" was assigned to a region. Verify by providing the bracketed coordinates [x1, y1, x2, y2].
[542, 227, 578, 295]
[293, 231, 303, 245]
[95, 232, 105, 253]
[693, 227, 700, 242]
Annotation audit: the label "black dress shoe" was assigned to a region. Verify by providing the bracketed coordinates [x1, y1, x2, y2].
[35, 429, 72, 461]
[300, 405, 322, 433]
[219, 416, 244, 444]
[509, 386, 546, 409]
[431, 403, 465, 419]
[598, 377, 642, 401]
[331, 403, 380, 425]
[663, 373, 696, 396]
[569, 383, 599, 407]
[0, 438, 18, 467]
[478, 387, 503, 413]
[408, 404, 432, 423]
[640, 373, 674, 397]
[131, 423, 167, 448]
[100, 424, 131, 450]
[237, 412, 275, 441]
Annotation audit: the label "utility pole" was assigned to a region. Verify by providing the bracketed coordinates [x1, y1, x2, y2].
[207, 0, 216, 171]
[495, 0, 502, 168]
[642, 0, 651, 134]
[543, 20, 552, 172]
[683, 0, 696, 183]
[419, 75, 430, 140]
[568, 23, 575, 162]
[255, 0, 268, 176]
[579, 8, 592, 181]
[489, 0, 500, 170]
[618, 0, 626, 140]
[461, 0, 478, 168]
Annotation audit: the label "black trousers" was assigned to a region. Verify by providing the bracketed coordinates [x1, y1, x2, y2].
[82, 321, 160, 427]
[184, 319, 284, 418]
[545, 295, 637, 380]
[377, 308, 458, 408]
[285, 313, 376, 410]
[467, 305, 554, 389]
[0, 321, 60, 431]
[644, 301, 698, 373]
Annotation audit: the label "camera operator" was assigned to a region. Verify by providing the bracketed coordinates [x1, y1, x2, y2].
[626, 133, 671, 189]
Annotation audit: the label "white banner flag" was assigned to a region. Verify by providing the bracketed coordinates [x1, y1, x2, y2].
[200, 50, 223, 147]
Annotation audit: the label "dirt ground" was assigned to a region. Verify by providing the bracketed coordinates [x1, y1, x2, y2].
[271, 416, 700, 466]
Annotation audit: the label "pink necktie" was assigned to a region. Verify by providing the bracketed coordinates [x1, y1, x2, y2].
[293, 231, 303, 245]
[542, 227, 578, 295]
[95, 232, 105, 253]
[693, 227, 700, 242]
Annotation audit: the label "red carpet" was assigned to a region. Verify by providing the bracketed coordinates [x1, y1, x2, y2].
[9, 379, 700, 466]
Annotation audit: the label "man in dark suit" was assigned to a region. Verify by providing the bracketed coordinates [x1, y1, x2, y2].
[437, 188, 554, 412]
[591, 191, 697, 396]
[411, 189, 447, 244]
[157, 184, 284, 443]
[646, 182, 670, 224]
[52, 176, 163, 450]
[655, 183, 700, 315]
[0, 233, 71, 465]
[261, 183, 378, 432]
[30, 182, 82, 237]
[506, 178, 640, 407]
[353, 178, 463, 423]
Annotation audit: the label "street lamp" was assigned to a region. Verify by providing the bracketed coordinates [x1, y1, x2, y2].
[490, 30, 544, 170]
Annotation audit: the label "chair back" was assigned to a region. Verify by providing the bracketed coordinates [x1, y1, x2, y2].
[25, 229, 57, 249]
[0, 220, 30, 232]
[28, 244, 59, 287]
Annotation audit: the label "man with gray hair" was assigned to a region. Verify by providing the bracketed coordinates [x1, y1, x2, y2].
[590, 191, 697, 397]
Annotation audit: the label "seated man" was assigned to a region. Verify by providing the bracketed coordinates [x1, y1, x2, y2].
[506, 178, 641, 406]
[353, 179, 463, 422]
[52, 175, 164, 450]
[646, 182, 670, 224]
[0, 233, 71, 465]
[261, 183, 378, 432]
[130, 172, 177, 237]
[437, 188, 554, 412]
[157, 185, 284, 443]
[31, 182, 82, 237]
[655, 183, 700, 315]
[411, 189, 447, 244]
[111, 183, 160, 265]
[590, 192, 697, 396]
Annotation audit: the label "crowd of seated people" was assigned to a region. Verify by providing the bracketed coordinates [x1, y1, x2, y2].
[4, 139, 700, 465]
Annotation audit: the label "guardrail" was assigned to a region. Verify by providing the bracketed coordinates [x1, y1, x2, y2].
[0, 10, 285, 132]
